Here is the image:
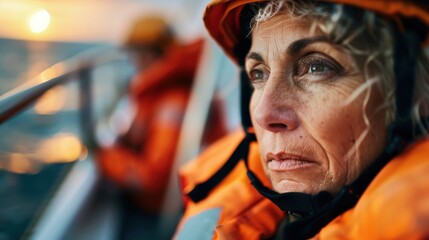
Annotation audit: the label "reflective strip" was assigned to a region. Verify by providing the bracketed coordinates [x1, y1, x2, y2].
[176, 207, 222, 240]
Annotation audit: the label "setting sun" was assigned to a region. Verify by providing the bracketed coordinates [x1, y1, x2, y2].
[28, 8, 51, 33]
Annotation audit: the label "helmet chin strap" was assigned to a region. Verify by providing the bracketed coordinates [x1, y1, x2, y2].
[245, 158, 333, 216]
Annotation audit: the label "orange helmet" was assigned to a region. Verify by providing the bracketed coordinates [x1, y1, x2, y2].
[123, 15, 175, 52]
[203, 0, 429, 65]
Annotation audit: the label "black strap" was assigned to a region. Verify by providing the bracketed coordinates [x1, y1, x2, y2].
[186, 62, 254, 202]
[187, 133, 256, 202]
[389, 21, 424, 141]
[233, 3, 259, 67]
[240, 70, 253, 129]
[247, 169, 333, 215]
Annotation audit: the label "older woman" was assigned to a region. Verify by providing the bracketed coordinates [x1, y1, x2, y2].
[175, 0, 429, 239]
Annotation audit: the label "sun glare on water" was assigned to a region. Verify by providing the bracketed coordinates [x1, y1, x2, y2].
[28, 8, 51, 33]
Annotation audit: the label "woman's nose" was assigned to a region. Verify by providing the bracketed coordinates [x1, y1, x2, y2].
[252, 87, 299, 133]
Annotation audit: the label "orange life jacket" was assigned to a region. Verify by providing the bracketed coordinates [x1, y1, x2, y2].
[175, 130, 285, 239]
[317, 139, 429, 239]
[175, 131, 429, 239]
[96, 38, 227, 213]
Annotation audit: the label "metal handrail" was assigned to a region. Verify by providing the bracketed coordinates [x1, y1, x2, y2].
[0, 47, 128, 124]
[0, 46, 129, 240]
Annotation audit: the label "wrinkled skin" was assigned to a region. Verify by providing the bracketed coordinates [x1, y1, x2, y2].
[246, 14, 388, 195]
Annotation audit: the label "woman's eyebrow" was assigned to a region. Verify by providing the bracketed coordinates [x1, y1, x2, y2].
[287, 36, 328, 55]
[246, 36, 328, 62]
[246, 52, 265, 63]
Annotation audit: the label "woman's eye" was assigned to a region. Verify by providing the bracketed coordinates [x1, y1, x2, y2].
[308, 63, 332, 73]
[248, 69, 268, 82]
[295, 54, 343, 79]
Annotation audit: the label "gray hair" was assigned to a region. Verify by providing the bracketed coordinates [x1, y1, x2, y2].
[250, 0, 429, 137]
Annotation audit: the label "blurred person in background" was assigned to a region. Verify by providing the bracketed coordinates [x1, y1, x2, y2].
[174, 0, 429, 239]
[96, 15, 227, 239]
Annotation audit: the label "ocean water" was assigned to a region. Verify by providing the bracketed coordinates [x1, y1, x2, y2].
[0, 38, 101, 95]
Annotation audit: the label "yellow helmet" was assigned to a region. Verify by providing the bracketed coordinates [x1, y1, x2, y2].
[123, 15, 175, 52]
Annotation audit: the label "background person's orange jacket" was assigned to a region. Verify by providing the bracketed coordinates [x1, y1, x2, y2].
[96, 38, 227, 213]
[175, 131, 429, 239]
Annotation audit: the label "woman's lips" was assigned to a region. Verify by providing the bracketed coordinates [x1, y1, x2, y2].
[266, 152, 317, 171]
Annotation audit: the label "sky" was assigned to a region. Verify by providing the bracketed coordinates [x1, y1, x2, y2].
[0, 0, 210, 44]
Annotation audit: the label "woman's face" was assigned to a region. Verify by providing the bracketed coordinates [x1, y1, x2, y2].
[246, 14, 388, 195]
